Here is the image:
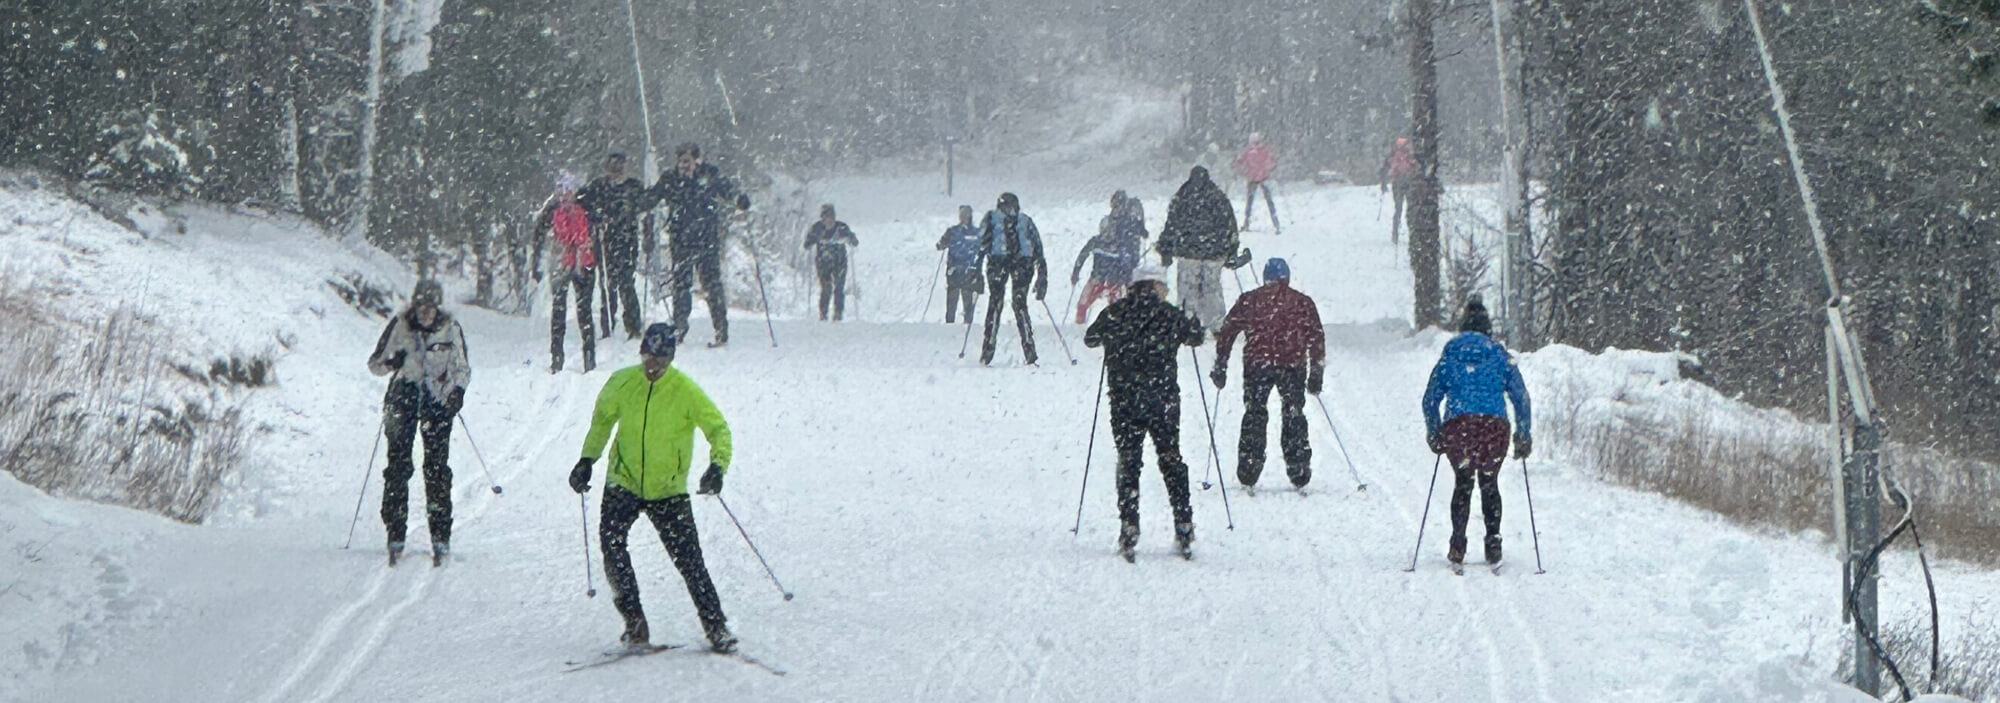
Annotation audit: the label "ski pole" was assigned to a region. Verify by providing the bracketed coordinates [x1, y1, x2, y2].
[920, 250, 944, 322]
[1197, 365, 1224, 490]
[1520, 457, 1547, 574]
[456, 413, 504, 495]
[1186, 348, 1235, 529]
[957, 318, 976, 359]
[1403, 455, 1443, 572]
[579, 493, 597, 598]
[1037, 299, 1079, 365]
[1063, 280, 1080, 325]
[1070, 361, 1106, 535]
[1312, 395, 1368, 491]
[749, 246, 778, 347]
[714, 494, 794, 601]
[342, 429, 385, 549]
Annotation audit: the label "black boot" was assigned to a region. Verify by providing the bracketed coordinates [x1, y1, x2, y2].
[705, 622, 738, 654]
[620, 617, 650, 648]
[1117, 523, 1138, 563]
[1447, 535, 1467, 565]
[1174, 522, 1194, 560]
[387, 539, 405, 567]
[1485, 535, 1503, 565]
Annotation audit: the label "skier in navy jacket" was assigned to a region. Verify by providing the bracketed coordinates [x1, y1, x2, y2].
[1421, 295, 1532, 566]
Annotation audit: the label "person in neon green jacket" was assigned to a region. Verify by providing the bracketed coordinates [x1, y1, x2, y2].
[569, 322, 737, 653]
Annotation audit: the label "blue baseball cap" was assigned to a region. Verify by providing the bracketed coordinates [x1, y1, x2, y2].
[1263, 258, 1290, 282]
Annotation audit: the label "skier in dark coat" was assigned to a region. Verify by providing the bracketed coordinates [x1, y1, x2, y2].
[532, 171, 596, 373]
[1210, 258, 1325, 490]
[1421, 295, 1532, 566]
[1084, 264, 1206, 562]
[365, 279, 472, 567]
[803, 203, 860, 321]
[577, 153, 653, 339]
[1156, 166, 1241, 333]
[1071, 190, 1146, 324]
[976, 192, 1048, 366]
[651, 142, 750, 347]
[935, 205, 984, 324]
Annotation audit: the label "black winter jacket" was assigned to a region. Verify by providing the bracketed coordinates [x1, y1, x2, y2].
[1084, 290, 1205, 400]
[1158, 171, 1238, 261]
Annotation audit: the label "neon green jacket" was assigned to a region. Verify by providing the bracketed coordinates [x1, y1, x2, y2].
[582, 365, 732, 500]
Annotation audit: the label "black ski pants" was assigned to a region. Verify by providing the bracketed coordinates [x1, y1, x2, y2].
[670, 244, 728, 342]
[816, 258, 848, 321]
[944, 271, 980, 324]
[599, 486, 728, 635]
[600, 231, 642, 338]
[1442, 414, 1509, 546]
[1110, 389, 1193, 533]
[381, 380, 453, 546]
[550, 267, 596, 368]
[1244, 180, 1279, 233]
[980, 256, 1037, 365]
[1236, 364, 1312, 488]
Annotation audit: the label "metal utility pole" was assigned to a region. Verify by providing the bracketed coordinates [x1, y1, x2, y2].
[1488, 0, 1532, 343]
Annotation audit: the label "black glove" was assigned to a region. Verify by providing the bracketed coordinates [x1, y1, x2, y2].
[533, 268, 544, 283]
[1209, 364, 1226, 389]
[1033, 277, 1047, 301]
[698, 463, 723, 495]
[386, 350, 407, 371]
[1426, 431, 1445, 455]
[735, 194, 751, 211]
[1159, 253, 1173, 267]
[444, 387, 465, 416]
[569, 457, 594, 494]
[1307, 365, 1324, 395]
[1514, 435, 1532, 459]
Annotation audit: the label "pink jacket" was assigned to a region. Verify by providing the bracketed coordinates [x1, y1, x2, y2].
[1235, 142, 1277, 182]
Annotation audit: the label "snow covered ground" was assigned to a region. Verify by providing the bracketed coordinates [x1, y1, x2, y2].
[4, 166, 1995, 703]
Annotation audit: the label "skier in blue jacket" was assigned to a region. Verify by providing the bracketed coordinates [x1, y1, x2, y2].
[935, 205, 984, 324]
[1421, 295, 1532, 566]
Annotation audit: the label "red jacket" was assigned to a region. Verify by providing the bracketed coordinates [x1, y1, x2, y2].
[1235, 142, 1277, 182]
[552, 199, 594, 268]
[1215, 281, 1325, 368]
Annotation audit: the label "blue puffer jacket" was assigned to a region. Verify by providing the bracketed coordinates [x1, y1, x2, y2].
[980, 210, 1044, 259]
[1422, 331, 1531, 439]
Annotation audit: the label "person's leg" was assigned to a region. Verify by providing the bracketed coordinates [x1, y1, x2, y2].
[418, 409, 454, 550]
[669, 254, 696, 340]
[647, 495, 730, 641]
[1260, 182, 1279, 234]
[1244, 181, 1257, 225]
[945, 279, 962, 324]
[602, 248, 622, 334]
[1277, 366, 1312, 487]
[615, 242, 642, 338]
[1110, 400, 1145, 552]
[1237, 364, 1275, 487]
[1075, 279, 1097, 324]
[597, 486, 650, 643]
[1197, 260, 1226, 333]
[1009, 259, 1036, 364]
[1470, 416, 1511, 560]
[1147, 395, 1194, 537]
[574, 269, 596, 369]
[379, 383, 419, 550]
[698, 249, 728, 341]
[980, 262, 1010, 364]
[832, 260, 848, 321]
[1175, 262, 1202, 316]
[816, 264, 834, 320]
[961, 281, 977, 325]
[1441, 416, 1479, 563]
[551, 271, 569, 369]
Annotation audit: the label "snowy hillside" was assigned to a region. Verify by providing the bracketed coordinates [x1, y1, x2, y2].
[4, 172, 1995, 703]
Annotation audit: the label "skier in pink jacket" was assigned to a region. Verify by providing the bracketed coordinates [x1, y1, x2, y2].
[1234, 133, 1279, 234]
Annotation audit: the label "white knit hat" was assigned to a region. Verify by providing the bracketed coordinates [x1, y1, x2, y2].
[1131, 264, 1168, 286]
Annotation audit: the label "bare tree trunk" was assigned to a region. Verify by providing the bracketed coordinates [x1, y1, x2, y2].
[1490, 0, 1531, 343]
[350, 0, 388, 242]
[1408, 0, 1444, 329]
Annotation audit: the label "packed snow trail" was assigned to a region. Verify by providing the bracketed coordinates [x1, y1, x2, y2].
[12, 178, 1992, 702]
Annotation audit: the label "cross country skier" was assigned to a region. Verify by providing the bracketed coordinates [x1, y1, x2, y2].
[935, 205, 984, 324]
[1070, 190, 1145, 324]
[1234, 133, 1279, 234]
[977, 192, 1048, 366]
[1157, 166, 1246, 334]
[652, 143, 751, 347]
[1420, 296, 1532, 567]
[578, 152, 652, 339]
[1084, 264, 1206, 562]
[365, 279, 471, 567]
[1210, 258, 1325, 490]
[532, 171, 596, 373]
[1380, 137, 1419, 245]
[569, 322, 738, 653]
[803, 203, 860, 321]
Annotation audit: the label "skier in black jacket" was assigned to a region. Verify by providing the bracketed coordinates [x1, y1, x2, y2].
[577, 153, 654, 339]
[651, 143, 750, 347]
[1157, 166, 1242, 333]
[976, 192, 1048, 366]
[1083, 264, 1205, 562]
[803, 203, 860, 321]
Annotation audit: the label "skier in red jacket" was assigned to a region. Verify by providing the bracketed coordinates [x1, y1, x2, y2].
[1209, 258, 1326, 490]
[1233, 133, 1279, 234]
[1380, 136, 1419, 244]
[533, 171, 597, 373]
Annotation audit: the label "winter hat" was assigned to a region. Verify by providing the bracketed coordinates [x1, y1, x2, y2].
[1460, 294, 1492, 335]
[556, 170, 579, 192]
[820, 203, 836, 218]
[1189, 165, 1210, 181]
[1131, 263, 1169, 287]
[1263, 257, 1290, 282]
[641, 323, 678, 356]
[411, 279, 444, 307]
[997, 192, 1020, 212]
